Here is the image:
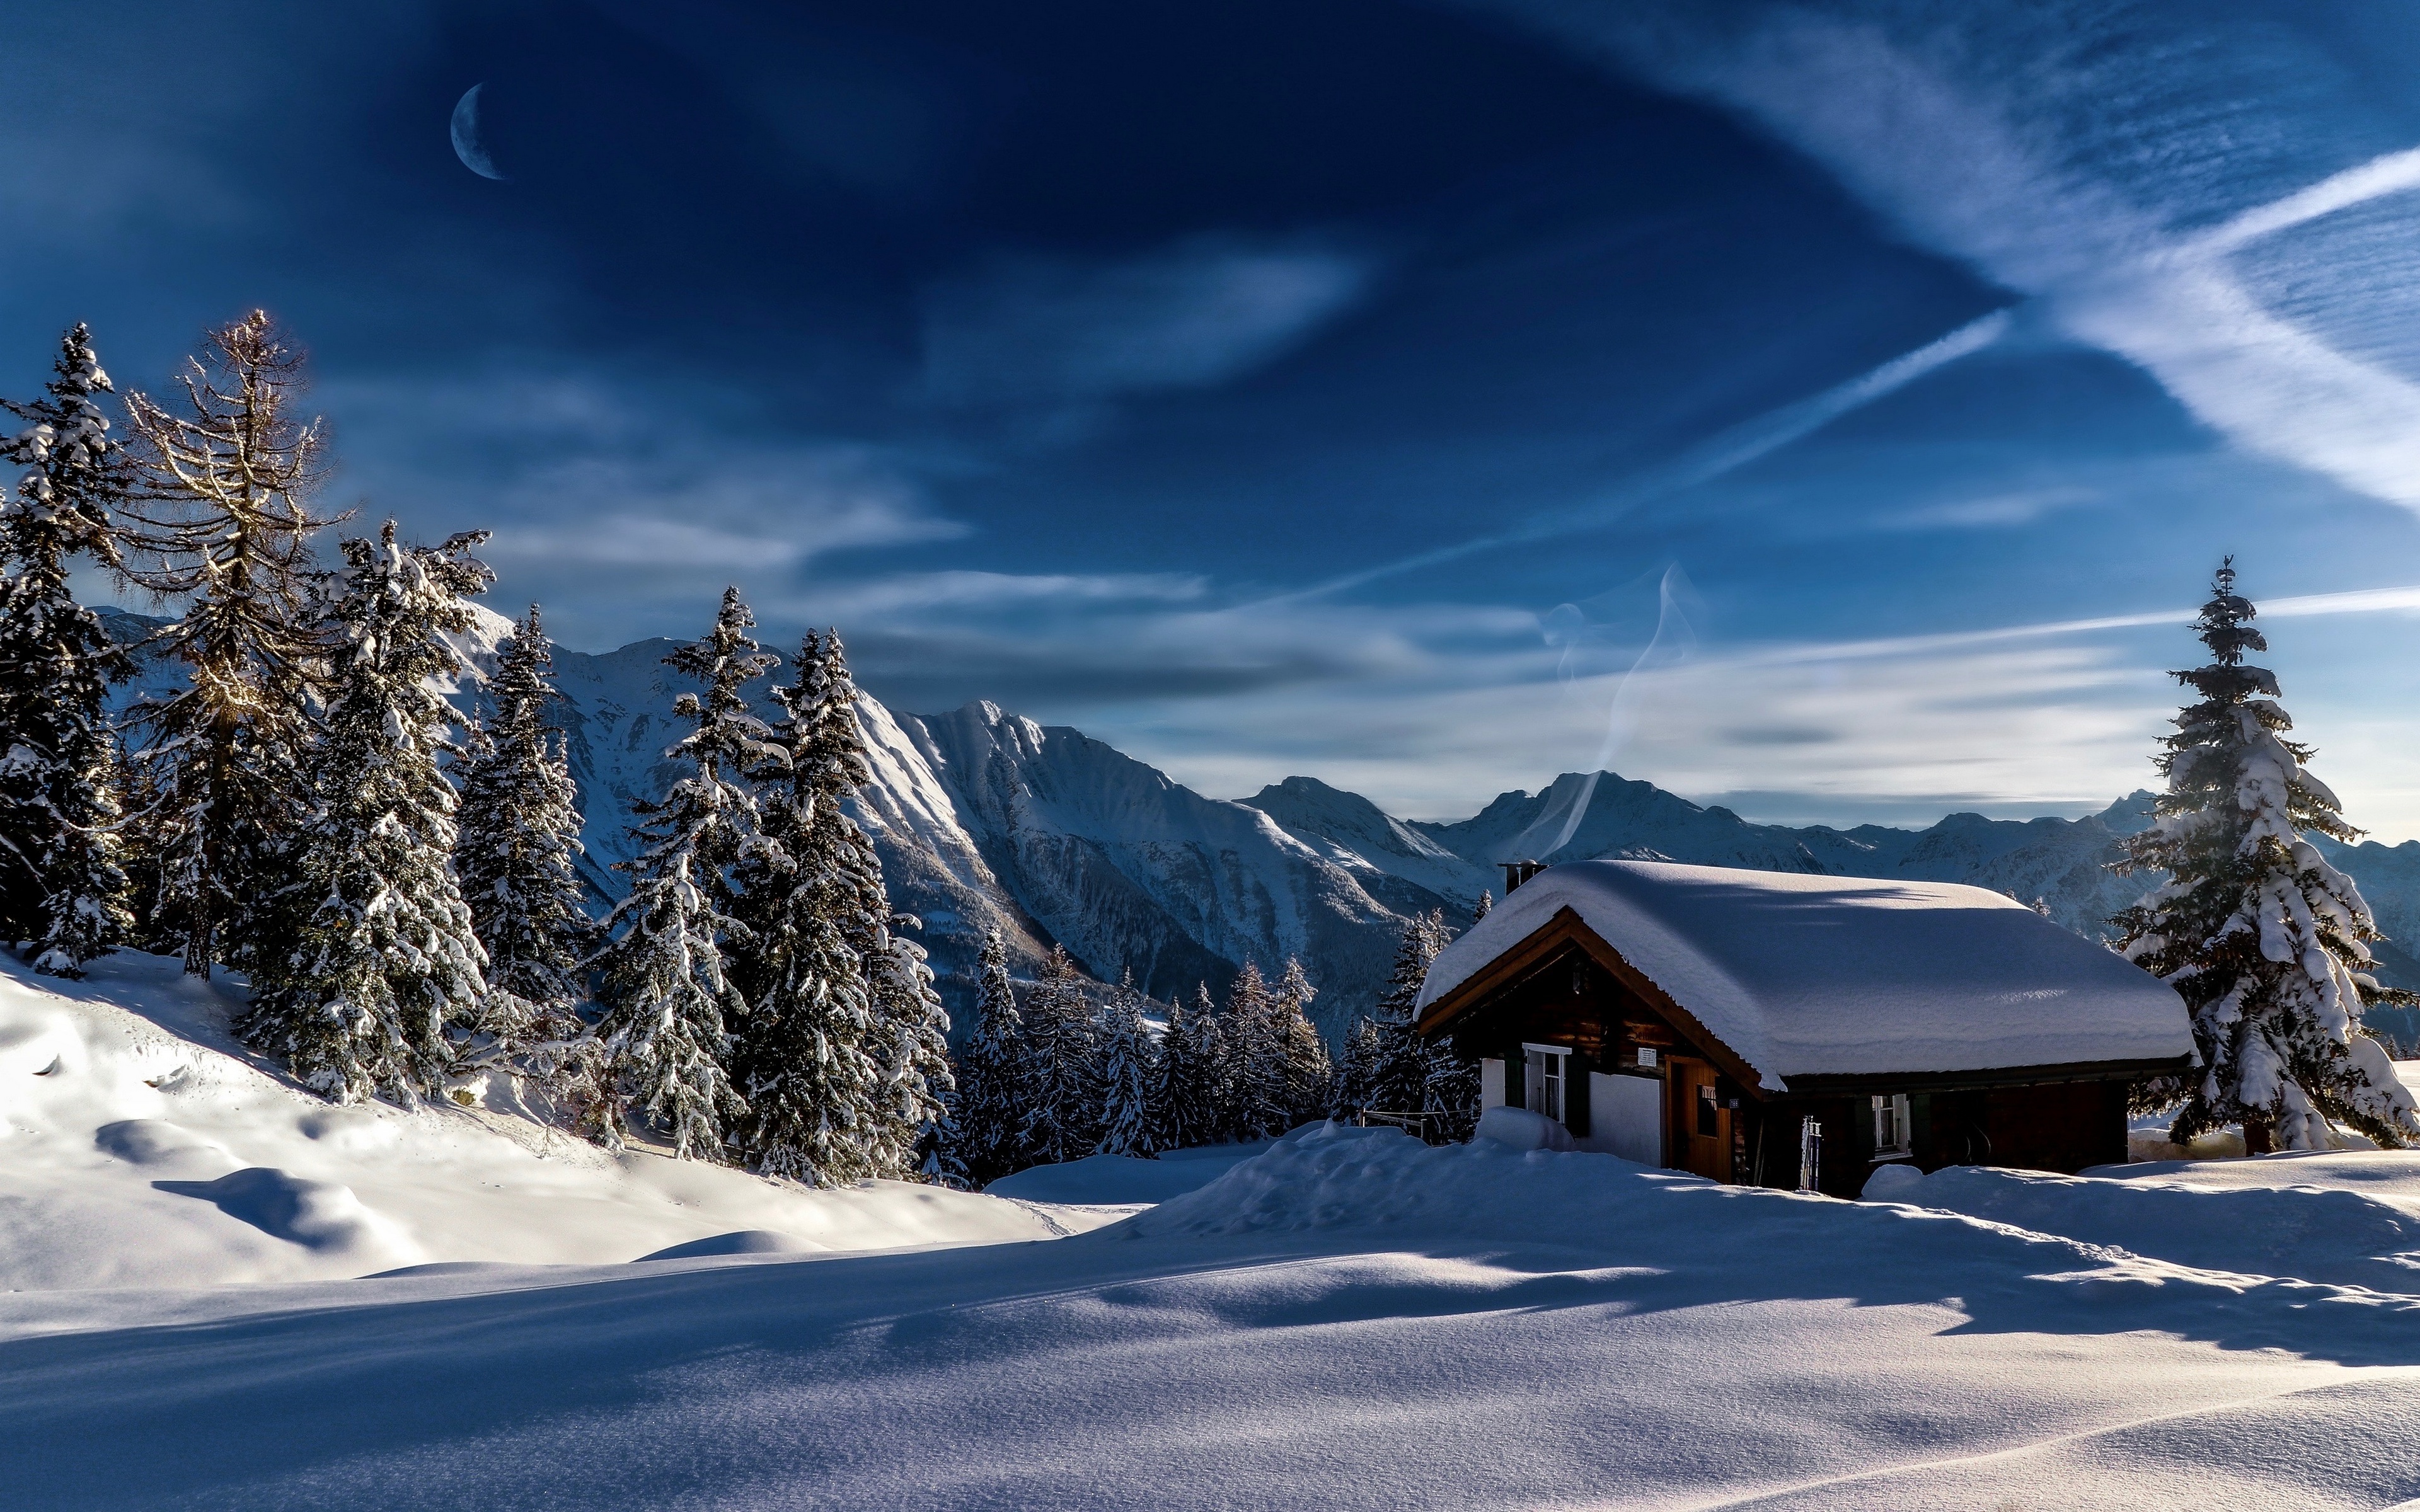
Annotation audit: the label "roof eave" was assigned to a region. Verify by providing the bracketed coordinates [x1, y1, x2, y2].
[1775, 1055, 2195, 1096]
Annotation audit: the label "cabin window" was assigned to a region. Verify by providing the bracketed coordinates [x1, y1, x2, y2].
[1521, 1044, 1569, 1123]
[1872, 1093, 1913, 1158]
[1696, 1082, 1719, 1137]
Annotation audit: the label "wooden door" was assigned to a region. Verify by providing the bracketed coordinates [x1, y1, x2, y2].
[1669, 1057, 1731, 1181]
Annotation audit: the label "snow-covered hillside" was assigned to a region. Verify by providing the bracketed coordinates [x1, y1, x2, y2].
[0, 951, 1097, 1291]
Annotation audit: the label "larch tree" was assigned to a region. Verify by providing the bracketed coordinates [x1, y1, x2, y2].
[0, 323, 136, 975]
[2114, 561, 2420, 1152]
[727, 629, 884, 1186]
[1018, 944, 1100, 1164]
[241, 525, 495, 1104]
[947, 927, 1030, 1184]
[122, 311, 341, 976]
[587, 588, 775, 1159]
[1093, 970, 1161, 1157]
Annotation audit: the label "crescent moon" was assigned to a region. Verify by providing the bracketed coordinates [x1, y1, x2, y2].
[451, 84, 508, 181]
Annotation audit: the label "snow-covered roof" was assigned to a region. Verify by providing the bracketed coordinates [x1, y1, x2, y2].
[1415, 860, 2193, 1089]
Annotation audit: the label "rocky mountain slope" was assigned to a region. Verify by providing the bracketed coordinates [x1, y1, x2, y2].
[101, 610, 2420, 1048]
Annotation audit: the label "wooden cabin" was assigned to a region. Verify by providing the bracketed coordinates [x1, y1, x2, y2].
[1414, 860, 2196, 1198]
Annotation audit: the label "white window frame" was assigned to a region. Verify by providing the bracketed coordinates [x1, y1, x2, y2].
[1522, 1043, 1570, 1123]
[1872, 1092, 1913, 1159]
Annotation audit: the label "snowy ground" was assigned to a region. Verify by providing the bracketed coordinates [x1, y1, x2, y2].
[6, 959, 2420, 1509]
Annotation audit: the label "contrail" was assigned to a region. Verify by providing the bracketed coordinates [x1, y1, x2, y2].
[1715, 581, 2420, 672]
[2189, 145, 2420, 258]
[1259, 308, 2013, 608]
[1505, 563, 1695, 861]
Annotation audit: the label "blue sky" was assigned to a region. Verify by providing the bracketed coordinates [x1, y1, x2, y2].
[12, 2, 2420, 833]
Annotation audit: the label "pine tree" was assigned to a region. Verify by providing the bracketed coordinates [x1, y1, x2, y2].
[1018, 944, 1100, 1163]
[1473, 890, 1492, 921]
[1270, 957, 1330, 1128]
[458, 606, 595, 1016]
[2114, 561, 2420, 1152]
[0, 323, 136, 974]
[1094, 970, 1162, 1157]
[819, 633, 951, 1181]
[122, 311, 340, 976]
[1155, 985, 1218, 1150]
[1223, 961, 1291, 1138]
[947, 928, 1030, 1184]
[241, 525, 495, 1104]
[1420, 1030, 1482, 1143]
[727, 629, 882, 1184]
[1363, 910, 1448, 1117]
[1332, 1017, 1380, 1120]
[587, 588, 775, 1159]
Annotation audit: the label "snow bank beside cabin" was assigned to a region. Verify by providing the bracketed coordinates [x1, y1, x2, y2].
[1865, 1161, 2420, 1292]
[0, 952, 1082, 1289]
[1417, 860, 2192, 1085]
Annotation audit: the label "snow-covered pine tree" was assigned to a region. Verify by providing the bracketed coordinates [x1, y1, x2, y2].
[1363, 909, 1448, 1117]
[587, 588, 776, 1159]
[0, 323, 137, 974]
[1018, 944, 1100, 1164]
[457, 606, 595, 1017]
[2113, 561, 2420, 1152]
[874, 925, 960, 1186]
[1270, 957, 1330, 1128]
[1330, 1016, 1380, 1120]
[241, 524, 495, 1104]
[1420, 1031, 1483, 1144]
[1093, 970, 1162, 1157]
[725, 628, 879, 1184]
[1222, 960, 1290, 1139]
[1157, 982, 1222, 1148]
[947, 928, 1030, 1184]
[808, 631, 951, 1182]
[1473, 890, 1492, 921]
[121, 312, 341, 976]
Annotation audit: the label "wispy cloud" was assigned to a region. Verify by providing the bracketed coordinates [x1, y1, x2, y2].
[1876, 485, 2099, 532]
[776, 570, 1207, 620]
[1480, 3, 2420, 515]
[919, 236, 1375, 410]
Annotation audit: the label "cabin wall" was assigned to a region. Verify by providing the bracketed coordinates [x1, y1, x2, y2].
[1431, 934, 2137, 1195]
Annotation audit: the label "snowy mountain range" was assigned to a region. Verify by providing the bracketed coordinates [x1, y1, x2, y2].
[102, 607, 2420, 1046]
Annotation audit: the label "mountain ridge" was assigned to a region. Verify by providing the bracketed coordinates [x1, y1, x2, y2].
[98, 610, 2420, 1048]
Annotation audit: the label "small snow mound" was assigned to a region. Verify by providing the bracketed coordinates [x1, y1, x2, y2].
[155, 1167, 420, 1263]
[1121, 1121, 1695, 1240]
[94, 1118, 235, 1171]
[1862, 1162, 1927, 1201]
[1907, 1164, 2420, 1291]
[1475, 1105, 1576, 1152]
[296, 1106, 401, 1152]
[635, 1230, 824, 1261]
[985, 1145, 1267, 1205]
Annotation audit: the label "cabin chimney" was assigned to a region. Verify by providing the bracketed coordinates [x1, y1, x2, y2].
[1501, 860, 1546, 893]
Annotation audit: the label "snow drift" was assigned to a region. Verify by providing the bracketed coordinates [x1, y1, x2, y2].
[0, 951, 1097, 1289]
